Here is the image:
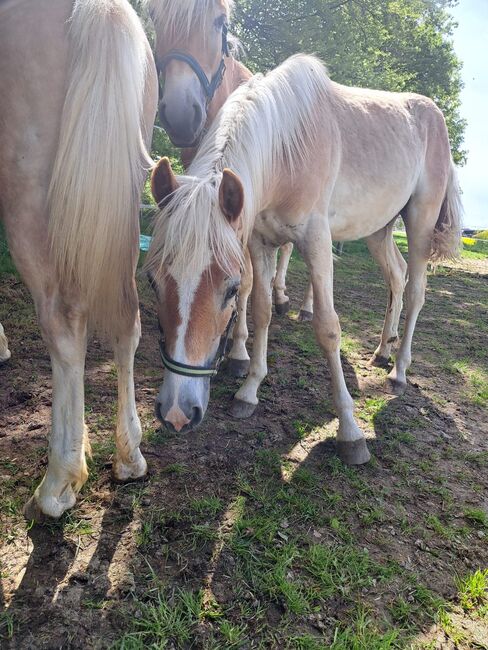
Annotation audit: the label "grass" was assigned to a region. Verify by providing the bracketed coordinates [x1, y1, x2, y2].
[2, 222, 488, 648]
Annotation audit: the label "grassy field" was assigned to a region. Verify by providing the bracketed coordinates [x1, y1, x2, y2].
[0, 230, 487, 649]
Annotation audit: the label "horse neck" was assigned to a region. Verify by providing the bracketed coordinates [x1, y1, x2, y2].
[206, 58, 252, 124]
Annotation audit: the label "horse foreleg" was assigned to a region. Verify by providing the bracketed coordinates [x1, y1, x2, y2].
[0, 322, 11, 363]
[366, 226, 407, 367]
[230, 237, 276, 419]
[274, 242, 293, 315]
[227, 247, 253, 378]
[301, 223, 370, 465]
[24, 299, 89, 520]
[112, 310, 147, 482]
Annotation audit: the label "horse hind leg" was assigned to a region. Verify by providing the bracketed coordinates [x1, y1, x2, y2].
[24, 297, 89, 521]
[0, 322, 11, 363]
[366, 224, 407, 367]
[112, 309, 147, 482]
[386, 199, 441, 395]
[274, 242, 293, 315]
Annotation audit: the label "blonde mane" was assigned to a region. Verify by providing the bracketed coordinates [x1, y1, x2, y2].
[144, 0, 234, 41]
[147, 54, 331, 281]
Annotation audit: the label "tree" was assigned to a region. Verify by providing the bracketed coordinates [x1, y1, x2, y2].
[232, 0, 466, 164]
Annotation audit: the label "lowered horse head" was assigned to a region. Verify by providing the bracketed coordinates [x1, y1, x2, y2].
[147, 0, 235, 147]
[147, 157, 245, 432]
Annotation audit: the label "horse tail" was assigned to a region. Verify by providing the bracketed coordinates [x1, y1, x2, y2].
[431, 160, 463, 262]
[48, 0, 153, 338]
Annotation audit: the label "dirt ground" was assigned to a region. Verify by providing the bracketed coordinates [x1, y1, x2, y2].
[0, 242, 487, 649]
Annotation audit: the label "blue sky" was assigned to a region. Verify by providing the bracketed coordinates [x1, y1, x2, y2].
[451, 0, 488, 229]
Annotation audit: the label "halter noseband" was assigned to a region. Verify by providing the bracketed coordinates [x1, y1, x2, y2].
[159, 23, 230, 103]
[159, 302, 238, 379]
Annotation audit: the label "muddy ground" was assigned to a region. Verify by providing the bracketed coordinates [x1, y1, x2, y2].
[0, 241, 487, 649]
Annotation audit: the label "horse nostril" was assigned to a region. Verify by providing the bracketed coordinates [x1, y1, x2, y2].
[191, 406, 203, 428]
[192, 103, 202, 132]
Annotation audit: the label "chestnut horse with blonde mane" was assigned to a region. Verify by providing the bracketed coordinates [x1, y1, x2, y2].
[0, 0, 157, 519]
[145, 0, 415, 378]
[147, 54, 462, 465]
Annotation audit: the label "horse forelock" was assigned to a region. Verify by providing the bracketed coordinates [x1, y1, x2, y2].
[146, 176, 244, 285]
[145, 0, 234, 41]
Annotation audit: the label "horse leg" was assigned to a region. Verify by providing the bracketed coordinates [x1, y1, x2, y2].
[227, 246, 253, 378]
[112, 310, 147, 482]
[24, 296, 89, 520]
[302, 224, 370, 465]
[366, 225, 407, 367]
[274, 242, 293, 315]
[298, 280, 314, 322]
[0, 322, 11, 363]
[386, 203, 437, 395]
[230, 237, 276, 418]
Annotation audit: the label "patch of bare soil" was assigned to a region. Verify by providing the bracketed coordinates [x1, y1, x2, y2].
[1, 246, 487, 648]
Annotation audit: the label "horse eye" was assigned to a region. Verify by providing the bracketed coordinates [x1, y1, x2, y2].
[225, 283, 239, 303]
[214, 14, 226, 30]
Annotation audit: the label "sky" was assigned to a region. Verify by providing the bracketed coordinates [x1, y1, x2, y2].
[451, 0, 488, 230]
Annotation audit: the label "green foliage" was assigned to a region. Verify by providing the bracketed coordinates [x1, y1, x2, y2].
[233, 0, 466, 163]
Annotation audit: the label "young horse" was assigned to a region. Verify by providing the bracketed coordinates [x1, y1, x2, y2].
[147, 54, 461, 465]
[146, 0, 411, 374]
[0, 0, 157, 519]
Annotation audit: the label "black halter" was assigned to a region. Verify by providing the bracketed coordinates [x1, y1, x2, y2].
[159, 302, 238, 379]
[159, 24, 230, 103]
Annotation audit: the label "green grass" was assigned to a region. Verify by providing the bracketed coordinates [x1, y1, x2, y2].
[457, 569, 488, 614]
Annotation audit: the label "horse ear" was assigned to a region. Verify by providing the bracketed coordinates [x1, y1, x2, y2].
[219, 169, 244, 226]
[151, 157, 178, 207]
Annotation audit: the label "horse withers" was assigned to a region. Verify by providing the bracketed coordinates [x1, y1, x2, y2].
[147, 54, 461, 465]
[0, 0, 157, 520]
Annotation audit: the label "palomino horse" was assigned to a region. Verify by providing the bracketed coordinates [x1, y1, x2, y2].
[147, 54, 461, 465]
[146, 0, 412, 375]
[0, 0, 157, 519]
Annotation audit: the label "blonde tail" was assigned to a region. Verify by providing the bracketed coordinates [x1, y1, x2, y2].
[431, 161, 463, 262]
[48, 0, 153, 338]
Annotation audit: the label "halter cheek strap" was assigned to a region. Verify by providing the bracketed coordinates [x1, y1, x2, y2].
[159, 304, 238, 379]
[159, 24, 230, 104]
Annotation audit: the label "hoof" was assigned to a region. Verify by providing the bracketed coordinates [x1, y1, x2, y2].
[275, 300, 290, 316]
[227, 358, 250, 378]
[23, 496, 50, 524]
[112, 452, 148, 484]
[368, 353, 390, 368]
[298, 310, 313, 323]
[229, 398, 257, 419]
[385, 377, 407, 396]
[337, 439, 371, 465]
[0, 350, 11, 365]
[23, 490, 76, 521]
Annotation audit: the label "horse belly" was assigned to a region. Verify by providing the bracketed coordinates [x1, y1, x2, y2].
[329, 171, 417, 241]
